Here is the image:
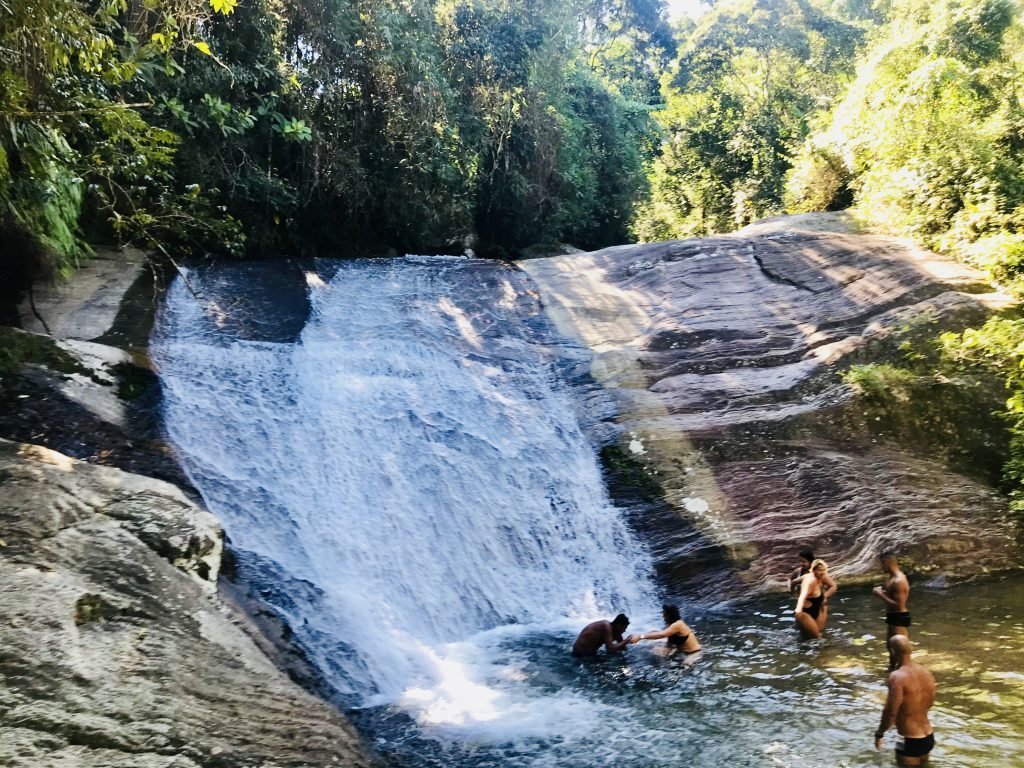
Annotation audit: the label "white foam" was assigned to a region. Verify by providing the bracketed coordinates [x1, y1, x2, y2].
[154, 259, 658, 707]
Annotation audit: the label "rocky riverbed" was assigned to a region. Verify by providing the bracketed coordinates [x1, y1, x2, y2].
[523, 213, 1023, 592]
[3, 216, 1023, 765]
[0, 254, 375, 767]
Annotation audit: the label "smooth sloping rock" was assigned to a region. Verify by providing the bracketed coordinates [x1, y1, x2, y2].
[0, 439, 373, 768]
[0, 326, 194, 491]
[523, 214, 1023, 590]
[17, 247, 147, 341]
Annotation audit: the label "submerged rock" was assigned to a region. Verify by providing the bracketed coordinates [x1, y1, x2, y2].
[523, 213, 1023, 591]
[0, 438, 373, 767]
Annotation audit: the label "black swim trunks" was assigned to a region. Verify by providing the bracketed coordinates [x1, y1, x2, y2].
[887, 611, 912, 628]
[896, 733, 934, 758]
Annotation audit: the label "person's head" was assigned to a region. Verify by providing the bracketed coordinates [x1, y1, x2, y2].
[798, 549, 815, 567]
[810, 558, 828, 579]
[888, 634, 912, 669]
[611, 613, 630, 633]
[662, 604, 681, 624]
[880, 551, 898, 572]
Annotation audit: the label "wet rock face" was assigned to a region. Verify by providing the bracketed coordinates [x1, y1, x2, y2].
[523, 215, 1023, 592]
[0, 327, 195, 492]
[0, 439, 372, 768]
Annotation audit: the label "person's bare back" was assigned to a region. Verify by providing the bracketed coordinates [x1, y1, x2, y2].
[890, 662, 936, 738]
[876, 636, 936, 766]
[572, 614, 633, 656]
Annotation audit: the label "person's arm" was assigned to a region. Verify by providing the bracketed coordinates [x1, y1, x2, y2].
[636, 621, 683, 642]
[787, 567, 802, 591]
[794, 574, 812, 616]
[872, 585, 897, 610]
[874, 675, 903, 750]
[603, 624, 632, 653]
[822, 574, 838, 601]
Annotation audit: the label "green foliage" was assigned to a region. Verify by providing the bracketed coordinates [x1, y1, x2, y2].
[0, 0, 240, 289]
[634, 0, 863, 240]
[775, 0, 1024, 513]
[785, 140, 853, 213]
[0, 326, 85, 375]
[2, 0, 667, 284]
[795, 0, 1024, 265]
[961, 234, 1024, 295]
[841, 355, 1013, 485]
[941, 318, 1024, 507]
[843, 363, 918, 400]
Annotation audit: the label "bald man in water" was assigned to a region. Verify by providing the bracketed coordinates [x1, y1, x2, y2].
[571, 614, 635, 656]
[875, 635, 936, 766]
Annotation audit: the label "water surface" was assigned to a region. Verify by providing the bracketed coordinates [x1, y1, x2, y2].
[152, 258, 1024, 767]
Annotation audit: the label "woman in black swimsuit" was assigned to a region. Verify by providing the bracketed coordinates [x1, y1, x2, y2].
[794, 558, 837, 639]
[631, 604, 702, 655]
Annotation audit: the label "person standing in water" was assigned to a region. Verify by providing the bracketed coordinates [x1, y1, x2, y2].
[794, 558, 837, 638]
[875, 635, 936, 766]
[873, 551, 911, 638]
[631, 604, 701, 655]
[787, 549, 815, 593]
[572, 613, 635, 656]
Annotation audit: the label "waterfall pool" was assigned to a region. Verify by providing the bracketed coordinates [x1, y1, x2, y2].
[347, 578, 1024, 767]
[152, 258, 1024, 767]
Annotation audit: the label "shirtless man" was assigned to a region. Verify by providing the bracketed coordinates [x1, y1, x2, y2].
[875, 635, 936, 766]
[873, 551, 911, 638]
[571, 613, 635, 656]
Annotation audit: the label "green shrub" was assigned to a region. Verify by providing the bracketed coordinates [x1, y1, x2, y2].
[941, 317, 1024, 508]
[843, 363, 918, 400]
[960, 233, 1024, 295]
[785, 142, 853, 213]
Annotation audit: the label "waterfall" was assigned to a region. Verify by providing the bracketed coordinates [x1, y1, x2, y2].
[152, 256, 655, 727]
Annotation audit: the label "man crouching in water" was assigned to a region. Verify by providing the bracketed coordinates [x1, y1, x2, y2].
[572, 613, 635, 657]
[875, 635, 936, 766]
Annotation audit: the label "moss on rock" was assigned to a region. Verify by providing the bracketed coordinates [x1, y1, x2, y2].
[0, 326, 86, 376]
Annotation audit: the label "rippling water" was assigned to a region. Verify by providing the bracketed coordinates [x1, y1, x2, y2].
[152, 259, 1024, 767]
[351, 576, 1024, 767]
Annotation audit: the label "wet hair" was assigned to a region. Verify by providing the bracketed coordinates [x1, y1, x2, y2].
[810, 558, 828, 573]
[799, 549, 815, 562]
[880, 551, 897, 561]
[612, 613, 630, 629]
[662, 604, 681, 623]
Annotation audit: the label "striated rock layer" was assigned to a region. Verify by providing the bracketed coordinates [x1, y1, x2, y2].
[522, 213, 1023, 592]
[0, 438, 374, 768]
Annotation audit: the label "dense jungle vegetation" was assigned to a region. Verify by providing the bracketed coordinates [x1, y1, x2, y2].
[3, 0, 1021, 268]
[3, 0, 1024, 503]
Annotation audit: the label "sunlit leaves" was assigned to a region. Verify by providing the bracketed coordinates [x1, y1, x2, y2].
[635, 0, 861, 240]
[272, 116, 312, 142]
[800, 0, 1024, 255]
[210, 0, 237, 15]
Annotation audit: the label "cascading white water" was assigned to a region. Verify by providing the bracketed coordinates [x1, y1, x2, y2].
[152, 256, 657, 724]
[150, 257, 1024, 768]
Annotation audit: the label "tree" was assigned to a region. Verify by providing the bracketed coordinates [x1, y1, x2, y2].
[633, 0, 861, 240]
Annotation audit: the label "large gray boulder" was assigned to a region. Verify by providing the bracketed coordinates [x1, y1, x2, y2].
[0, 438, 373, 768]
[523, 214, 1023, 591]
